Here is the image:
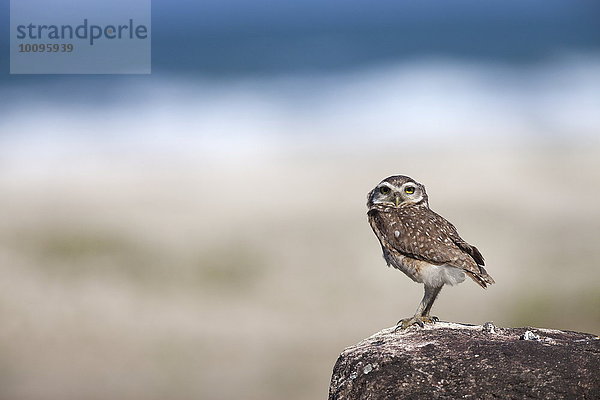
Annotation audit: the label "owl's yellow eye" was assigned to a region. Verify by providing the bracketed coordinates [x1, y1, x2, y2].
[404, 186, 415, 194]
[379, 186, 391, 195]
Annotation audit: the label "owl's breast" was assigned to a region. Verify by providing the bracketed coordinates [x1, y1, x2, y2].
[382, 248, 424, 283]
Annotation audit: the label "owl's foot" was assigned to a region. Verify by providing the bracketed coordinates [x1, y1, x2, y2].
[395, 315, 438, 331]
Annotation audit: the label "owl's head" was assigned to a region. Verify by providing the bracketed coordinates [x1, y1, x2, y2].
[367, 175, 429, 209]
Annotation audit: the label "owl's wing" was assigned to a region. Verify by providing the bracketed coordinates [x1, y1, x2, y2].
[439, 218, 485, 266]
[368, 208, 485, 278]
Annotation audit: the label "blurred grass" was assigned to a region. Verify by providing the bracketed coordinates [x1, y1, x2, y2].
[15, 228, 150, 276]
[10, 226, 268, 293]
[192, 243, 267, 290]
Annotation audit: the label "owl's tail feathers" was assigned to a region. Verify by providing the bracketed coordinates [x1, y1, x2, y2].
[467, 266, 495, 289]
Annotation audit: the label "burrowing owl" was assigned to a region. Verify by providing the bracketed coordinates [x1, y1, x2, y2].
[367, 175, 494, 329]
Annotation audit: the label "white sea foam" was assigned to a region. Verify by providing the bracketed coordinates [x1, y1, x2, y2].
[1, 54, 599, 171]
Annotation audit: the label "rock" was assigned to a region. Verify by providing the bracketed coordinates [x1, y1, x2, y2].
[329, 322, 600, 400]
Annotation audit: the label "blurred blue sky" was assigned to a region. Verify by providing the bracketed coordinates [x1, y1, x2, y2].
[1, 0, 599, 78]
[150, 0, 600, 75]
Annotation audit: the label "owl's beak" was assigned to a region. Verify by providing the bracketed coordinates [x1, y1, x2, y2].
[395, 196, 401, 207]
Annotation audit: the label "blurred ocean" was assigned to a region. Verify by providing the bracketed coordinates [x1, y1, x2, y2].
[1, 1, 599, 164]
[2, 1, 599, 154]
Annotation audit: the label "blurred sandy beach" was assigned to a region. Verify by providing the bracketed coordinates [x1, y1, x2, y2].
[1, 137, 599, 399]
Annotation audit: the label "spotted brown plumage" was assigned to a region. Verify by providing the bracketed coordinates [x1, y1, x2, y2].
[367, 175, 495, 329]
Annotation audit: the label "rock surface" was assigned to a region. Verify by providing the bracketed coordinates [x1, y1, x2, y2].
[329, 322, 599, 400]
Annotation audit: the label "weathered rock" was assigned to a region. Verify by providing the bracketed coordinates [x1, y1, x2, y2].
[329, 322, 599, 400]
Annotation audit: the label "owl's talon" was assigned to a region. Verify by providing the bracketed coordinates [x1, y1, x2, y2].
[419, 315, 438, 324]
[395, 315, 437, 330]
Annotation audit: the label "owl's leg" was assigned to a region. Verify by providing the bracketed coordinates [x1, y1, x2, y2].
[421, 285, 443, 318]
[396, 285, 443, 330]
